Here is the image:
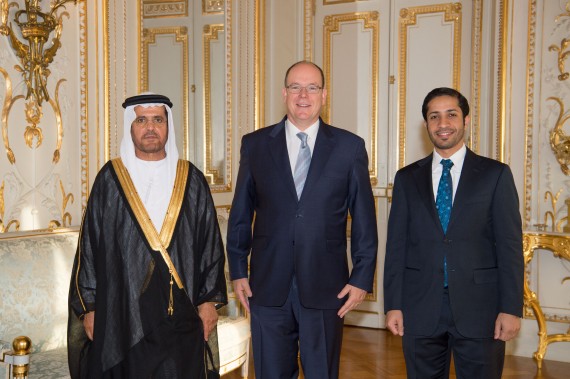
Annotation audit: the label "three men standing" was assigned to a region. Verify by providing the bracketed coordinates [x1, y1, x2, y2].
[68, 73, 522, 379]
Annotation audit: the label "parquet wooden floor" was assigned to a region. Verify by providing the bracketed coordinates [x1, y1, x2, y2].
[224, 325, 570, 378]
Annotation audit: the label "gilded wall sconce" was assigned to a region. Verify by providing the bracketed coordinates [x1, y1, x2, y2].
[0, 0, 78, 105]
[0, 0, 78, 164]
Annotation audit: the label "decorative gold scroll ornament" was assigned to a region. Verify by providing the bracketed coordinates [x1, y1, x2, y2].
[1, 67, 65, 164]
[548, 97, 570, 175]
[549, 38, 570, 81]
[0, 0, 79, 105]
[47, 179, 73, 228]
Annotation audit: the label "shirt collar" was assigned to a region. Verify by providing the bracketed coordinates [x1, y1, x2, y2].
[285, 118, 320, 142]
[432, 144, 467, 172]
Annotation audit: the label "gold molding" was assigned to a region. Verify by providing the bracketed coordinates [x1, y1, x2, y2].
[398, 3, 462, 169]
[103, 1, 130, 163]
[143, 0, 188, 18]
[469, 0, 483, 153]
[254, 0, 265, 130]
[140, 26, 189, 159]
[103, 0, 110, 162]
[303, 0, 314, 61]
[322, 11, 379, 185]
[523, 0, 537, 229]
[203, 0, 224, 15]
[496, 0, 507, 162]
[323, 0, 358, 4]
[79, 0, 88, 207]
[523, 232, 570, 368]
[216, 0, 232, 193]
[203, 24, 225, 186]
[202, 0, 232, 193]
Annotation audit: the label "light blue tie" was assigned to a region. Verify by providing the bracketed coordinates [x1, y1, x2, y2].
[436, 159, 453, 287]
[294, 132, 311, 200]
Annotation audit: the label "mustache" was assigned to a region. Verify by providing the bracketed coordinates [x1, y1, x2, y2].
[143, 132, 159, 138]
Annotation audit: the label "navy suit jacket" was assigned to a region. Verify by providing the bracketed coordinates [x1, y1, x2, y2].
[227, 117, 378, 309]
[383, 148, 524, 338]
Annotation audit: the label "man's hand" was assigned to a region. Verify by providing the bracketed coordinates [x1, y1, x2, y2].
[83, 311, 95, 340]
[385, 310, 404, 336]
[198, 302, 219, 341]
[494, 312, 521, 341]
[232, 278, 252, 313]
[337, 284, 367, 318]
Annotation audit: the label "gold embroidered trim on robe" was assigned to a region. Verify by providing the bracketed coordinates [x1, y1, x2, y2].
[111, 158, 189, 289]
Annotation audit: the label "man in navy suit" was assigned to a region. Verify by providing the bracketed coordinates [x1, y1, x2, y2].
[384, 87, 523, 378]
[226, 61, 378, 379]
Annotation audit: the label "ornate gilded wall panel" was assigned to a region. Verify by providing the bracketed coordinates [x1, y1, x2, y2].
[104, 0, 134, 163]
[140, 0, 232, 192]
[322, 11, 379, 185]
[203, 24, 226, 186]
[398, 3, 462, 168]
[141, 26, 189, 158]
[0, 0, 86, 233]
[531, 1, 570, 234]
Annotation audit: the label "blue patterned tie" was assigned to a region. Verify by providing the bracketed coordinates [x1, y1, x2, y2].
[294, 132, 311, 200]
[436, 159, 453, 287]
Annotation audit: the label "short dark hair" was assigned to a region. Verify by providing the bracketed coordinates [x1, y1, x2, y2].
[421, 87, 470, 121]
[284, 61, 325, 88]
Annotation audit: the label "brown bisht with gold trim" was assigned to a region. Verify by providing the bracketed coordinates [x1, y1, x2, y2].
[67, 158, 227, 379]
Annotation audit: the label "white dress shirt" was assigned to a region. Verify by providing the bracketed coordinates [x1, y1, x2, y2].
[431, 144, 467, 204]
[285, 119, 319, 174]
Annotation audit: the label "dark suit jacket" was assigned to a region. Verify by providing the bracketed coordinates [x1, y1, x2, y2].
[227, 117, 378, 309]
[383, 148, 523, 338]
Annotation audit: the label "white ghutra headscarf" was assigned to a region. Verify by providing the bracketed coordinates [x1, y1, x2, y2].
[119, 93, 180, 231]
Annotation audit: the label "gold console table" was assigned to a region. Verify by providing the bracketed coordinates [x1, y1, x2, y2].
[523, 232, 570, 369]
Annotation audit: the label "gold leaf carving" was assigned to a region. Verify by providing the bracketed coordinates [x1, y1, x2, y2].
[548, 38, 570, 81]
[548, 97, 570, 175]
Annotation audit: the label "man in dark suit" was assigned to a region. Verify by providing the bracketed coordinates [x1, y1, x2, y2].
[384, 87, 523, 378]
[226, 61, 378, 379]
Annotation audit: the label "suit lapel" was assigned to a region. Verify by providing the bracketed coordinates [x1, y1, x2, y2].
[268, 118, 298, 200]
[298, 120, 335, 202]
[413, 155, 442, 231]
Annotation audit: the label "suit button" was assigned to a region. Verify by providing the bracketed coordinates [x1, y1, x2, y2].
[443, 239, 452, 244]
